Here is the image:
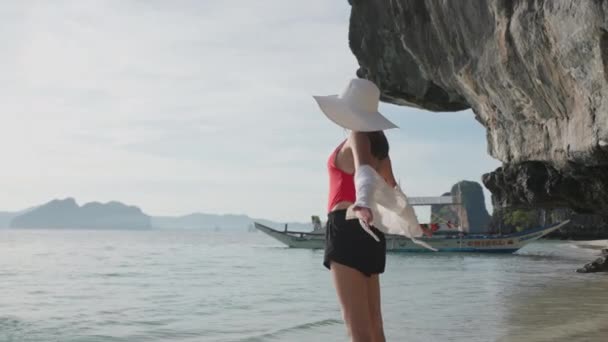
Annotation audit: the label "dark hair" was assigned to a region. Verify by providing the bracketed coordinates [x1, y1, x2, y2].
[367, 131, 389, 160]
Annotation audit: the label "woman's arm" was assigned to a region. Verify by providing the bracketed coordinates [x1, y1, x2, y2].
[349, 131, 375, 226]
[378, 156, 397, 188]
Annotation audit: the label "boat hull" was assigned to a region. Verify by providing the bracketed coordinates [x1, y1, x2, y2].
[254, 221, 570, 253]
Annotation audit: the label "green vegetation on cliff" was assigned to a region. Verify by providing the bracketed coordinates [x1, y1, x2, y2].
[502, 210, 537, 232]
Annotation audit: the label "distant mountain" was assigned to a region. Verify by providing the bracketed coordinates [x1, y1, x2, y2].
[0, 211, 17, 229]
[0, 206, 37, 228]
[151, 213, 312, 232]
[10, 198, 151, 230]
[3, 198, 312, 231]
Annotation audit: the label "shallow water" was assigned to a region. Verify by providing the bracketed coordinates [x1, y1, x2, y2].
[0, 229, 606, 342]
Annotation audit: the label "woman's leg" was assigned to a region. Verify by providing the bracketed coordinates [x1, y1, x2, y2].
[330, 261, 374, 342]
[367, 274, 385, 342]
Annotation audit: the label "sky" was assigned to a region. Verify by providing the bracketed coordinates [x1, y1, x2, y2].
[0, 1, 501, 222]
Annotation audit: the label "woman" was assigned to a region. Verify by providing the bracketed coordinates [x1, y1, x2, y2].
[314, 79, 427, 342]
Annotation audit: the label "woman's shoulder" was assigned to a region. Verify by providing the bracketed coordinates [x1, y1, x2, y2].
[347, 131, 372, 148]
[348, 131, 373, 155]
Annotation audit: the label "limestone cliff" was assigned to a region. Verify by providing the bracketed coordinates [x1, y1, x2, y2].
[348, 0, 608, 214]
[431, 181, 491, 234]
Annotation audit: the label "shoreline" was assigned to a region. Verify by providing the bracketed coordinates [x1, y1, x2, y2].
[572, 239, 608, 251]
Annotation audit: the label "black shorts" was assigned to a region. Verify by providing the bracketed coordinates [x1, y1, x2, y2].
[323, 209, 386, 277]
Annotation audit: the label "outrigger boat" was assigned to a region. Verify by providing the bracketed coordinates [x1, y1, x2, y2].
[254, 195, 569, 253]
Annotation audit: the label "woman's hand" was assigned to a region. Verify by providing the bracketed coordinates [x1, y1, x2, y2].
[353, 206, 373, 226]
[354, 206, 380, 242]
[421, 226, 433, 237]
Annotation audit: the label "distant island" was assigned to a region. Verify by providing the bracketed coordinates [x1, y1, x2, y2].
[0, 211, 17, 228]
[10, 198, 151, 230]
[3, 192, 606, 238]
[1, 198, 311, 231]
[431, 180, 491, 234]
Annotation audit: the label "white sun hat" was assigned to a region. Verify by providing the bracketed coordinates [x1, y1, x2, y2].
[313, 78, 398, 132]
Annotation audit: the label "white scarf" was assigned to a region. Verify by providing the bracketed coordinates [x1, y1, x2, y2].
[345, 165, 437, 251]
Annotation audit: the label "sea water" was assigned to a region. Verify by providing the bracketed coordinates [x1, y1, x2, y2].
[1, 229, 607, 342]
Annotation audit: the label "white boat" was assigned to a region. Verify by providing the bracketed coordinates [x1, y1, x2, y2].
[254, 195, 570, 253]
[254, 220, 568, 253]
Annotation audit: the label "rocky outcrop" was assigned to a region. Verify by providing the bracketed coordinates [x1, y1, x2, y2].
[348, 0, 608, 214]
[10, 198, 151, 230]
[577, 250, 608, 273]
[482, 161, 608, 214]
[431, 181, 491, 233]
[539, 208, 608, 240]
[490, 207, 608, 238]
[431, 192, 459, 223]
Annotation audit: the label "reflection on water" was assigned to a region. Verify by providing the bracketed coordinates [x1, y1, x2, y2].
[500, 276, 608, 341]
[500, 243, 608, 341]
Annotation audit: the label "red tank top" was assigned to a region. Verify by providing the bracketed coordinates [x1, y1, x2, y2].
[327, 141, 356, 212]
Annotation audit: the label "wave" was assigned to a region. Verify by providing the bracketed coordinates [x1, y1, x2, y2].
[234, 318, 342, 341]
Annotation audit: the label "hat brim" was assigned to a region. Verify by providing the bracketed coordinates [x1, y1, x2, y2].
[313, 95, 398, 132]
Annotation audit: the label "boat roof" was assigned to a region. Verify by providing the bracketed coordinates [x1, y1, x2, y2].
[409, 196, 459, 206]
